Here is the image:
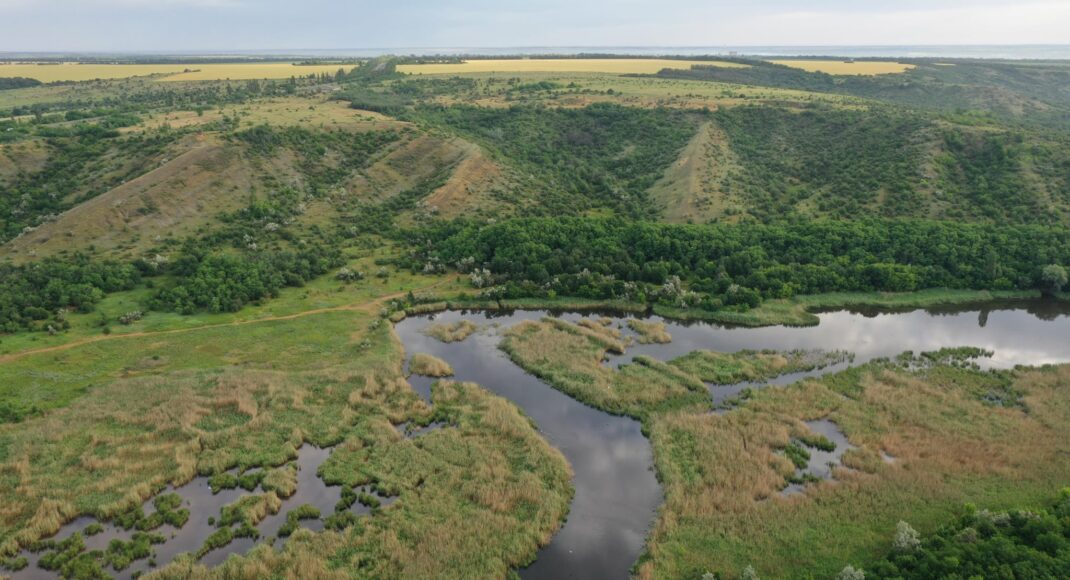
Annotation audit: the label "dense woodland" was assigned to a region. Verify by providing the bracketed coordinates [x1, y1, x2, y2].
[0, 256, 140, 333]
[420, 217, 1070, 310]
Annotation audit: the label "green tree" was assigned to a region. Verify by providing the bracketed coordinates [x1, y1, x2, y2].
[1040, 264, 1068, 294]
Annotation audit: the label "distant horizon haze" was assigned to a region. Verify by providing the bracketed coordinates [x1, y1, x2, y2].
[4, 1, 1070, 53]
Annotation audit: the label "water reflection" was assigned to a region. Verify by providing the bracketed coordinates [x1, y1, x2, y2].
[398, 312, 661, 580]
[395, 300, 1070, 579]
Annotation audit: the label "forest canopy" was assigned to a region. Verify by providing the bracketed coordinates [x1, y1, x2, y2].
[420, 217, 1070, 311]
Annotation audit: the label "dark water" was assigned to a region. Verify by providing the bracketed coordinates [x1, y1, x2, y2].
[395, 300, 1070, 579]
[782, 419, 856, 496]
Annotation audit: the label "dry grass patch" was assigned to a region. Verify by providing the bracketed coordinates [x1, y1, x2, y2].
[627, 319, 673, 344]
[423, 320, 479, 343]
[409, 353, 454, 378]
[0, 62, 358, 83]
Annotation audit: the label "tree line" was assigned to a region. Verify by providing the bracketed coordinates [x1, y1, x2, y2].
[418, 217, 1070, 312]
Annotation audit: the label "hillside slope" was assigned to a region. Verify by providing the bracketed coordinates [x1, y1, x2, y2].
[649, 105, 1070, 224]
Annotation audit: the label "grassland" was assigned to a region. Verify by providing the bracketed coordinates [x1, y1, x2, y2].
[501, 318, 708, 418]
[0, 62, 357, 83]
[397, 58, 747, 75]
[769, 60, 916, 75]
[627, 319, 672, 344]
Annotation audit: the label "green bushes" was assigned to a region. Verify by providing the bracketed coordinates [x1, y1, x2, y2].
[0, 77, 42, 90]
[152, 245, 342, 314]
[113, 493, 189, 531]
[783, 443, 811, 469]
[868, 490, 1070, 578]
[0, 255, 141, 335]
[103, 532, 165, 571]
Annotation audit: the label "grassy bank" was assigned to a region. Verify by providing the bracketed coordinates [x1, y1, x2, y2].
[405, 288, 1051, 329]
[660, 289, 1045, 327]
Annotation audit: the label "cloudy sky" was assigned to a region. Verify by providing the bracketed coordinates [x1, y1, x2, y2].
[4, 0, 1070, 52]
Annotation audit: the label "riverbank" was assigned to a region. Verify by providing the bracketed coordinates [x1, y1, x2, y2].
[401, 289, 1058, 328]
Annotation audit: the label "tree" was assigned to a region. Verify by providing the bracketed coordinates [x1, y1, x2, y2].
[1040, 264, 1068, 295]
[892, 521, 921, 553]
[837, 565, 865, 580]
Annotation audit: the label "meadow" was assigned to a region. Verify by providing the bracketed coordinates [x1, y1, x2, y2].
[0, 62, 357, 83]
[768, 60, 916, 75]
[396, 58, 747, 75]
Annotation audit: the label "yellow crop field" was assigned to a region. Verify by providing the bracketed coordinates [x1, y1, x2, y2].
[769, 60, 915, 75]
[397, 58, 748, 75]
[0, 62, 357, 83]
[160, 63, 358, 81]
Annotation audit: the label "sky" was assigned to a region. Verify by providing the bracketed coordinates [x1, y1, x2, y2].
[3, 0, 1070, 52]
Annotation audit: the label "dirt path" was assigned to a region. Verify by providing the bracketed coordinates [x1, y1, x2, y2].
[0, 280, 452, 364]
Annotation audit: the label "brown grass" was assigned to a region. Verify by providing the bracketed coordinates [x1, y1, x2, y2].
[423, 139, 508, 219]
[627, 319, 673, 344]
[423, 320, 480, 343]
[409, 353, 455, 378]
[147, 379, 572, 579]
[0, 134, 257, 262]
